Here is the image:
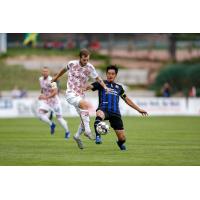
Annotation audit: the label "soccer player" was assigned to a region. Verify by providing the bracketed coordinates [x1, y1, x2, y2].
[86, 65, 148, 150]
[38, 67, 70, 138]
[51, 49, 110, 149]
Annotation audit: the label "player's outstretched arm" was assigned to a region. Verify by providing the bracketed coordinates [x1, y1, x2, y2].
[51, 68, 67, 82]
[95, 76, 110, 92]
[124, 96, 148, 116]
[84, 84, 94, 91]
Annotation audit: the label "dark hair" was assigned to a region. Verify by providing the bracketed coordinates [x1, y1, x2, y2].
[106, 65, 118, 74]
[79, 48, 90, 58]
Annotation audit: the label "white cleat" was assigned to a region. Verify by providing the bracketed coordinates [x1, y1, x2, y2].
[84, 132, 95, 140]
[73, 136, 84, 149]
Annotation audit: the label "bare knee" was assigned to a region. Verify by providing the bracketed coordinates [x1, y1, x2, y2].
[79, 100, 89, 110]
[96, 110, 105, 119]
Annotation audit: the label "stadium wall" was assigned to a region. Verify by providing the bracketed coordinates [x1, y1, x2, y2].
[0, 97, 200, 118]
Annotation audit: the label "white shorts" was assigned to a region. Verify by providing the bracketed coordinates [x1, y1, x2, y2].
[66, 91, 82, 108]
[38, 100, 63, 116]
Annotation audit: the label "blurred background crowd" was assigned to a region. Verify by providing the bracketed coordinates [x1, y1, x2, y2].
[0, 33, 200, 98]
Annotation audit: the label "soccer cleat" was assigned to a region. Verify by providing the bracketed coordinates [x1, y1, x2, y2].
[117, 141, 126, 151]
[84, 132, 95, 140]
[95, 135, 102, 144]
[73, 136, 84, 149]
[50, 123, 56, 135]
[65, 131, 70, 140]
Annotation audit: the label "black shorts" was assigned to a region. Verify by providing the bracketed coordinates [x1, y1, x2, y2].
[102, 111, 124, 130]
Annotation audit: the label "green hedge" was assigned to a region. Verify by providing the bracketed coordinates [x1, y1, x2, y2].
[153, 63, 200, 96]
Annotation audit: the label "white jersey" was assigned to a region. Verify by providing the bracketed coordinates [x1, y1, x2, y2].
[39, 75, 60, 106]
[66, 60, 98, 96]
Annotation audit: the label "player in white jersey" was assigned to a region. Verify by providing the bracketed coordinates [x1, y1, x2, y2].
[52, 49, 110, 149]
[38, 67, 70, 139]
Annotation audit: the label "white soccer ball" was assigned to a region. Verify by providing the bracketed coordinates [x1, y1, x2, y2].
[96, 121, 110, 135]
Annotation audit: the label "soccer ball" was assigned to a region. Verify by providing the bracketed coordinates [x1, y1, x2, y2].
[96, 121, 110, 135]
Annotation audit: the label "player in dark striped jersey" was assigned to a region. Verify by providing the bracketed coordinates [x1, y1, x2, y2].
[86, 65, 148, 150]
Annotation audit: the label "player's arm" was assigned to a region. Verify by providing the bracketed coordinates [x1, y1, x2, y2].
[84, 84, 94, 91]
[95, 76, 110, 92]
[39, 82, 58, 100]
[51, 68, 67, 82]
[124, 96, 148, 116]
[84, 81, 100, 91]
[39, 89, 57, 100]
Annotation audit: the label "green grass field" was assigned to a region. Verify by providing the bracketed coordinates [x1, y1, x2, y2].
[0, 116, 200, 166]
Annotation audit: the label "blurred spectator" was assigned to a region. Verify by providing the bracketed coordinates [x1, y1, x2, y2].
[44, 41, 64, 50]
[89, 38, 100, 52]
[11, 86, 21, 98]
[11, 86, 27, 98]
[162, 82, 171, 97]
[189, 86, 196, 97]
[0, 91, 2, 98]
[19, 88, 27, 98]
[80, 38, 88, 49]
[66, 38, 76, 49]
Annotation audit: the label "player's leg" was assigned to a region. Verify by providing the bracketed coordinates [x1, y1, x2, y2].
[77, 99, 94, 139]
[74, 122, 85, 138]
[110, 115, 126, 150]
[56, 115, 70, 139]
[66, 92, 93, 140]
[38, 108, 56, 135]
[73, 122, 85, 149]
[49, 111, 53, 120]
[53, 103, 70, 139]
[115, 130, 126, 150]
[94, 110, 105, 144]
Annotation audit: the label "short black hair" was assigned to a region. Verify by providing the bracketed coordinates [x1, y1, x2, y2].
[106, 65, 118, 74]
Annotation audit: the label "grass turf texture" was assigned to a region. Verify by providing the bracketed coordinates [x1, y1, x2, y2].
[0, 116, 200, 166]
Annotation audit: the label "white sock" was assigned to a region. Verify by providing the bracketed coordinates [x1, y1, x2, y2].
[79, 109, 91, 135]
[57, 117, 69, 132]
[74, 123, 85, 138]
[38, 111, 52, 126]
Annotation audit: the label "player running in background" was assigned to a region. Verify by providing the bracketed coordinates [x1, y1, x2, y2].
[38, 67, 70, 138]
[52, 49, 110, 149]
[86, 65, 148, 150]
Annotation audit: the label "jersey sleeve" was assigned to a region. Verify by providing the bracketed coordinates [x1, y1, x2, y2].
[119, 85, 127, 101]
[91, 81, 101, 91]
[89, 64, 98, 79]
[51, 82, 58, 89]
[66, 61, 73, 70]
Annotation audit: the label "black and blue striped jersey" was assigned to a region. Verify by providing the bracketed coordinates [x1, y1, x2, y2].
[92, 80, 127, 116]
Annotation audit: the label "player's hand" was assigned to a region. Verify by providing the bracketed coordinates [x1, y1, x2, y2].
[82, 84, 92, 92]
[104, 87, 111, 93]
[138, 109, 148, 116]
[51, 77, 56, 83]
[38, 94, 48, 100]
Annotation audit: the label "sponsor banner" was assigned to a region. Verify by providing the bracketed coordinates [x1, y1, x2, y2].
[188, 98, 200, 115]
[119, 97, 188, 116]
[0, 97, 200, 118]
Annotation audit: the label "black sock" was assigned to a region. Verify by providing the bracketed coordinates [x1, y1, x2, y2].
[117, 139, 126, 147]
[49, 111, 53, 120]
[94, 116, 103, 137]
